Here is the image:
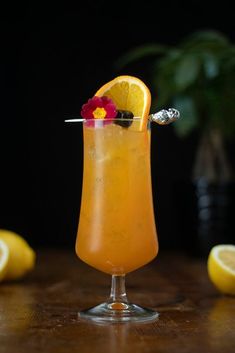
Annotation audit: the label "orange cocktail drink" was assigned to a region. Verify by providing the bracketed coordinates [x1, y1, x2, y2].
[69, 75, 179, 322]
[76, 120, 158, 275]
[72, 75, 166, 323]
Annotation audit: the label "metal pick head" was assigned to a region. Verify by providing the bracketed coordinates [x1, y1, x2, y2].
[150, 108, 180, 125]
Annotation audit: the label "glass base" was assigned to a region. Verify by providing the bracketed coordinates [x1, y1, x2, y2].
[78, 302, 159, 323]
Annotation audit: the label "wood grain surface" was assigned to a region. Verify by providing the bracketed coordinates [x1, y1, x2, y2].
[0, 249, 235, 353]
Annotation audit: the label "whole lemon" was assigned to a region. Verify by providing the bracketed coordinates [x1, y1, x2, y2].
[0, 229, 36, 281]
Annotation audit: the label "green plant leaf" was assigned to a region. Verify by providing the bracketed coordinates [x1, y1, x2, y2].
[174, 55, 200, 90]
[114, 44, 169, 69]
[202, 53, 219, 79]
[172, 96, 198, 137]
[151, 50, 184, 106]
[222, 47, 235, 72]
[181, 30, 229, 49]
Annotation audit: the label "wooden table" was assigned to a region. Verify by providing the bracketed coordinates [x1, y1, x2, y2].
[0, 249, 235, 353]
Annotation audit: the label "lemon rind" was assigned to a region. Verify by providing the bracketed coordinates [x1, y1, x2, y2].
[0, 239, 9, 271]
[210, 244, 235, 276]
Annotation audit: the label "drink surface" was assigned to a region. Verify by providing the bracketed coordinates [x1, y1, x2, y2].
[76, 121, 158, 275]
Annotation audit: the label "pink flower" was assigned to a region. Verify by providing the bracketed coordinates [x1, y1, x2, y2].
[81, 96, 117, 120]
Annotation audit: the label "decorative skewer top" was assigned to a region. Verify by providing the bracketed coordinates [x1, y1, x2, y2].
[149, 108, 180, 125]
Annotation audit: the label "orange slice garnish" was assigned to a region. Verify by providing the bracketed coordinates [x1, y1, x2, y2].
[95, 75, 151, 131]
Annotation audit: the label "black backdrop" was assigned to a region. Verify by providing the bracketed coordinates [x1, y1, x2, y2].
[1, 1, 235, 251]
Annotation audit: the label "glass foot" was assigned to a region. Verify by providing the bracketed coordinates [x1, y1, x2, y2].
[78, 302, 159, 323]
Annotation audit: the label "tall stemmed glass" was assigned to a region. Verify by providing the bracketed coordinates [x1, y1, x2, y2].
[74, 117, 159, 323]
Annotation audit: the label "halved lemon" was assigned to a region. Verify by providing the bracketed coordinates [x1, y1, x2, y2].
[0, 229, 36, 281]
[95, 75, 151, 131]
[207, 244, 235, 295]
[0, 239, 9, 281]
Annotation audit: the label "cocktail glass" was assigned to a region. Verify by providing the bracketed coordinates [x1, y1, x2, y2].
[75, 117, 159, 323]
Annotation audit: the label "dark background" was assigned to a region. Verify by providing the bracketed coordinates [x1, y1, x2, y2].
[1, 1, 235, 252]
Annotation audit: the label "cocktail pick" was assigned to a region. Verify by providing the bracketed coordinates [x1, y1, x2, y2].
[149, 108, 180, 125]
[65, 108, 180, 124]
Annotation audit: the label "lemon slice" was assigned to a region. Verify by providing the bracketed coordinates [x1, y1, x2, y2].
[95, 75, 151, 131]
[0, 239, 9, 281]
[207, 244, 235, 295]
[0, 229, 36, 281]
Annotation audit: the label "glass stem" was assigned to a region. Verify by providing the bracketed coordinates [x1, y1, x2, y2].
[109, 275, 129, 304]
